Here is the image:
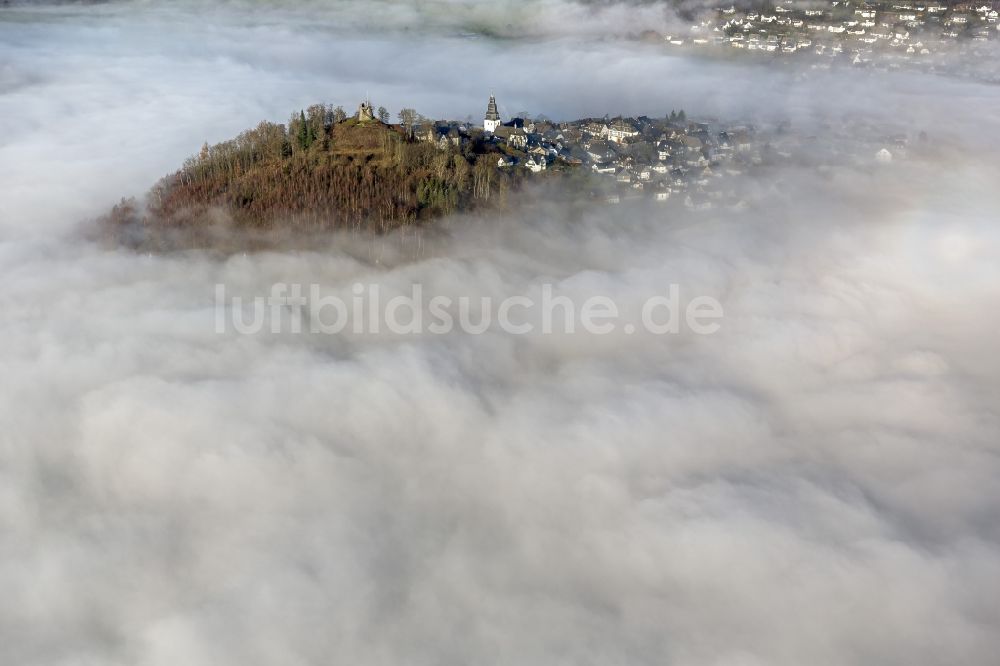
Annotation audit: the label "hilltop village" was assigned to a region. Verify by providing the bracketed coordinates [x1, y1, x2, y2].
[410, 94, 762, 210]
[411, 94, 910, 210]
[104, 94, 922, 248]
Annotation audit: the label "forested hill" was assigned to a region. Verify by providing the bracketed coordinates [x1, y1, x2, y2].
[103, 108, 518, 243]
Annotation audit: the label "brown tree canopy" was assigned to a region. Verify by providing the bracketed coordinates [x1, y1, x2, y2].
[106, 108, 515, 239]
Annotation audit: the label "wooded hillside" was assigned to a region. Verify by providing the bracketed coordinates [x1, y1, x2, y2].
[104, 107, 516, 239]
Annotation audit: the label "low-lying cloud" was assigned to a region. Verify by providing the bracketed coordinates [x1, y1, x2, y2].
[1, 2, 999, 665]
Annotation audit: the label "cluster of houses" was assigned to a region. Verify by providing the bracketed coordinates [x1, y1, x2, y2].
[408, 93, 925, 209]
[414, 95, 768, 209]
[660, 0, 998, 72]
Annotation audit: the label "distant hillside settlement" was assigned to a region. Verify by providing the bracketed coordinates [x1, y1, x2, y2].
[658, 0, 999, 77]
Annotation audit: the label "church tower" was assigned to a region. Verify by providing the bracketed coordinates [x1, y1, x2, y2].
[484, 94, 501, 133]
[357, 99, 375, 122]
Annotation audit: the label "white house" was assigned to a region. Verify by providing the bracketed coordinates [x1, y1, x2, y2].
[605, 119, 639, 144]
[524, 157, 546, 173]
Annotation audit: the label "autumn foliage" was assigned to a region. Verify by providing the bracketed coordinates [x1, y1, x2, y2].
[105, 106, 513, 239]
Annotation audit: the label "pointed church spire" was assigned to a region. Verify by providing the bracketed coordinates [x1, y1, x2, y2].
[484, 93, 501, 133]
[486, 94, 500, 120]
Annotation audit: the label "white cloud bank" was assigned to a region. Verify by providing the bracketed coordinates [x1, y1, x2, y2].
[1, 3, 999, 665]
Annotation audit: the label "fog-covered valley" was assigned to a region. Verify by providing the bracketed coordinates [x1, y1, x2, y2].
[1, 2, 999, 664]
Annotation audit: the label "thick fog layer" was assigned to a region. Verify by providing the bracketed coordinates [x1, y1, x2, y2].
[1, 3, 999, 665]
